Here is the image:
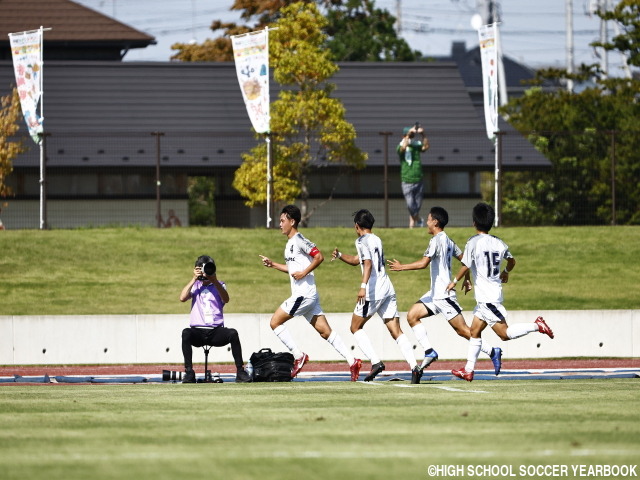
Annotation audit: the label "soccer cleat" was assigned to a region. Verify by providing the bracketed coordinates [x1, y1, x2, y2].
[182, 368, 196, 384]
[411, 365, 424, 384]
[420, 348, 439, 370]
[349, 358, 362, 382]
[235, 369, 252, 383]
[291, 353, 309, 378]
[535, 316, 554, 339]
[490, 347, 503, 376]
[364, 361, 385, 382]
[451, 367, 474, 382]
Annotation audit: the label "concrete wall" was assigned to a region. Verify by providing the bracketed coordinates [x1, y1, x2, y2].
[0, 199, 188, 229]
[1, 197, 478, 229]
[1, 310, 638, 366]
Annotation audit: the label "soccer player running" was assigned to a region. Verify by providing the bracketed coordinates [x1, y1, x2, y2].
[446, 202, 554, 382]
[388, 206, 502, 384]
[332, 209, 418, 381]
[259, 205, 362, 381]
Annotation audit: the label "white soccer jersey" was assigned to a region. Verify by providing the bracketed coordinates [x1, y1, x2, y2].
[355, 233, 395, 301]
[461, 233, 513, 303]
[284, 232, 319, 298]
[424, 231, 462, 300]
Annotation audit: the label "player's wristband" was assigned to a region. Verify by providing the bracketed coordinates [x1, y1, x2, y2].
[336, 251, 342, 259]
[504, 268, 510, 274]
[451, 277, 458, 284]
[360, 283, 367, 289]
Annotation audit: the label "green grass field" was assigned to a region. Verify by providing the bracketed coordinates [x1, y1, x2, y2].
[1, 225, 639, 315]
[0, 380, 638, 480]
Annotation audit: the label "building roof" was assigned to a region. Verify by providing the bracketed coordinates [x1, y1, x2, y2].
[0, 61, 550, 171]
[0, 0, 155, 60]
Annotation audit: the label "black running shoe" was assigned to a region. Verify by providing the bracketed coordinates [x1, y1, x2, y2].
[182, 369, 196, 384]
[411, 365, 423, 384]
[364, 361, 385, 382]
[235, 369, 252, 383]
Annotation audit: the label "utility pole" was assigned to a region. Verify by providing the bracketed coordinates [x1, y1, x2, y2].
[566, 0, 574, 92]
[599, 0, 609, 79]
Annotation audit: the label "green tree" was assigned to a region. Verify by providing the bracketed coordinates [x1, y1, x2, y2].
[188, 176, 217, 226]
[500, 3, 640, 225]
[0, 88, 26, 199]
[325, 0, 420, 61]
[171, 0, 419, 62]
[232, 2, 367, 223]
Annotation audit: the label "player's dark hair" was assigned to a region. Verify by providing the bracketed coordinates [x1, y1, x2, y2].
[472, 202, 495, 232]
[353, 209, 375, 230]
[281, 204, 301, 228]
[195, 255, 214, 267]
[429, 206, 448, 229]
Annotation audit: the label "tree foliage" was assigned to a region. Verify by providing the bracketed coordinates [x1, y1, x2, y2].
[0, 88, 26, 199]
[231, 2, 367, 221]
[500, 4, 640, 225]
[171, 0, 419, 62]
[324, 0, 420, 61]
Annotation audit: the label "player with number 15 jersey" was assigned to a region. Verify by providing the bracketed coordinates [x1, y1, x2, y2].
[461, 233, 513, 304]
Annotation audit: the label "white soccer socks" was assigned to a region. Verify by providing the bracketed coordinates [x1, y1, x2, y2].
[396, 334, 417, 369]
[506, 323, 539, 340]
[353, 329, 381, 365]
[464, 337, 482, 372]
[327, 330, 355, 365]
[273, 324, 303, 359]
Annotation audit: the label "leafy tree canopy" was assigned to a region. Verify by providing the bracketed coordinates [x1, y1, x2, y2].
[231, 2, 367, 222]
[500, 2, 639, 225]
[0, 88, 26, 199]
[171, 0, 420, 62]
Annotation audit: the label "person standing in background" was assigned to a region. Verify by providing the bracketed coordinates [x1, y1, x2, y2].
[397, 123, 429, 228]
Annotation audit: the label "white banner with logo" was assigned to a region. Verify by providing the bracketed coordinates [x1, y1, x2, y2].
[478, 23, 499, 139]
[231, 28, 270, 134]
[8, 28, 44, 144]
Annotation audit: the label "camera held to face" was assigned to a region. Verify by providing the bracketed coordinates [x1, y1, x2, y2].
[195, 255, 217, 280]
[198, 262, 216, 280]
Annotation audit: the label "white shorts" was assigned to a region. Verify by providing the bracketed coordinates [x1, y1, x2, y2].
[473, 302, 508, 327]
[418, 292, 463, 321]
[280, 294, 324, 323]
[354, 294, 398, 320]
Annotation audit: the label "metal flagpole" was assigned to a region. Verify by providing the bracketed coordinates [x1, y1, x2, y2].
[39, 26, 46, 230]
[265, 26, 272, 229]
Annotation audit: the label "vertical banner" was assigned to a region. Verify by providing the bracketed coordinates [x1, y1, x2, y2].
[478, 23, 499, 140]
[231, 28, 270, 134]
[8, 28, 44, 144]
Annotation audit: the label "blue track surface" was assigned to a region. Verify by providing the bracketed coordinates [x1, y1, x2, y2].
[1, 368, 638, 384]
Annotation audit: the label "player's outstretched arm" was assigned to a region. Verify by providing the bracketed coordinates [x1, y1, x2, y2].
[259, 255, 288, 274]
[331, 247, 359, 266]
[388, 257, 430, 272]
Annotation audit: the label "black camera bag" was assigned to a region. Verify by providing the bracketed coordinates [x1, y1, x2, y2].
[249, 348, 294, 382]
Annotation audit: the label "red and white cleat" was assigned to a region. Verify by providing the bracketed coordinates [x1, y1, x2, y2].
[535, 316, 554, 339]
[349, 358, 362, 382]
[291, 353, 309, 378]
[451, 368, 474, 382]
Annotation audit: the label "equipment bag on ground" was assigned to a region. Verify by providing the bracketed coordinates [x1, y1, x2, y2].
[249, 348, 294, 382]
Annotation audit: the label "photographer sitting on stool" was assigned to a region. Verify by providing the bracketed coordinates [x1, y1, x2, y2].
[179, 255, 252, 383]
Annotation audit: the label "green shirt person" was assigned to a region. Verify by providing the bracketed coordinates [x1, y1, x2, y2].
[397, 124, 429, 228]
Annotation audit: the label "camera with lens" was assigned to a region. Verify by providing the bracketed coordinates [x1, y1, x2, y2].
[195, 255, 216, 280]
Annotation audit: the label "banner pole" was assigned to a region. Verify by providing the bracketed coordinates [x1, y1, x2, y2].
[39, 26, 46, 230]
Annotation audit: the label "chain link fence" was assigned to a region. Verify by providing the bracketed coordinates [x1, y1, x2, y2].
[0, 129, 636, 229]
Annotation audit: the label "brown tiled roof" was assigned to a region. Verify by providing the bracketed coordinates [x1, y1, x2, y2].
[0, 0, 154, 43]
